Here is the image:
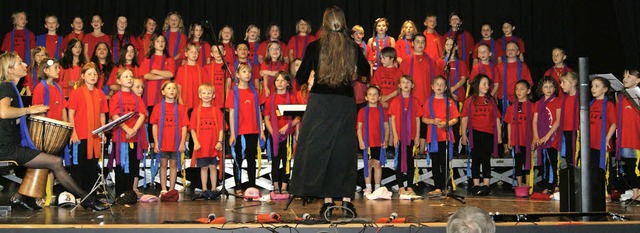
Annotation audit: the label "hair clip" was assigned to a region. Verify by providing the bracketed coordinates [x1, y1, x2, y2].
[46, 59, 55, 67]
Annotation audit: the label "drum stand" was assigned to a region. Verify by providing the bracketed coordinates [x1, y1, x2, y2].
[72, 132, 114, 215]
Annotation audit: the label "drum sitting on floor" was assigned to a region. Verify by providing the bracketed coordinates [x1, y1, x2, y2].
[17, 116, 73, 198]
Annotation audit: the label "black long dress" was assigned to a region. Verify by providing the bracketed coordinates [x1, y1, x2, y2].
[289, 41, 370, 198]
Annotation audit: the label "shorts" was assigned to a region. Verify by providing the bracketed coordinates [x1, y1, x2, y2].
[0, 144, 41, 165]
[620, 148, 639, 159]
[196, 157, 219, 167]
[160, 151, 178, 160]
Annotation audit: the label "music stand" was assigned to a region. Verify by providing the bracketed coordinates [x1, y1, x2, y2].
[72, 112, 135, 214]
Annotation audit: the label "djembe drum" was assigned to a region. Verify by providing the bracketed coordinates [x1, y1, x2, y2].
[17, 116, 73, 198]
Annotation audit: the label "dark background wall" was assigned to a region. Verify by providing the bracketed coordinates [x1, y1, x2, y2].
[1, 0, 638, 80]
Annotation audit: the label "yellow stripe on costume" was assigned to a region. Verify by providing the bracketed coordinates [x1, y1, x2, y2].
[449, 160, 457, 191]
[286, 135, 292, 174]
[529, 149, 535, 194]
[181, 152, 186, 188]
[556, 150, 561, 188]
[20, 88, 26, 95]
[44, 173, 53, 206]
[575, 131, 581, 167]
[257, 143, 262, 178]
[605, 152, 610, 197]
[413, 146, 419, 184]
[635, 149, 640, 176]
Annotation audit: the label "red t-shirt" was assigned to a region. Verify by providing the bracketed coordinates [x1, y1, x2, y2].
[388, 95, 422, 139]
[504, 101, 533, 147]
[472, 39, 504, 59]
[496, 60, 532, 103]
[296, 90, 308, 104]
[371, 66, 402, 97]
[561, 94, 579, 131]
[248, 41, 260, 64]
[435, 58, 469, 101]
[189, 105, 223, 158]
[165, 31, 187, 58]
[257, 40, 288, 63]
[533, 97, 562, 149]
[399, 53, 435, 102]
[82, 33, 111, 59]
[32, 81, 66, 121]
[263, 92, 298, 131]
[150, 101, 189, 152]
[222, 42, 236, 65]
[498, 35, 526, 54]
[461, 96, 501, 134]
[367, 35, 392, 69]
[225, 87, 265, 135]
[395, 38, 413, 61]
[619, 96, 640, 150]
[135, 33, 153, 62]
[469, 62, 498, 83]
[423, 31, 443, 61]
[2, 29, 36, 61]
[66, 85, 108, 139]
[589, 99, 616, 151]
[287, 34, 316, 60]
[204, 61, 231, 108]
[422, 98, 460, 142]
[109, 91, 147, 143]
[259, 61, 289, 93]
[544, 65, 573, 84]
[59, 65, 82, 97]
[42, 34, 63, 59]
[175, 64, 208, 109]
[62, 32, 85, 52]
[108, 65, 140, 86]
[444, 30, 474, 63]
[139, 54, 176, 106]
[357, 106, 388, 146]
[111, 34, 138, 63]
[24, 67, 38, 91]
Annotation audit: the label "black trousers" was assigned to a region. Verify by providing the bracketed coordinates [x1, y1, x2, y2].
[232, 134, 258, 190]
[430, 142, 449, 190]
[588, 149, 606, 211]
[540, 148, 559, 190]
[271, 139, 291, 185]
[471, 130, 493, 179]
[395, 142, 416, 189]
[114, 142, 140, 196]
[69, 139, 99, 194]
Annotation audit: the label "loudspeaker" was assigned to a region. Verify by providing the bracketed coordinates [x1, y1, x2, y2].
[559, 165, 581, 212]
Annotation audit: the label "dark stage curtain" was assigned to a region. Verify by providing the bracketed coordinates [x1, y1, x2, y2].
[0, 0, 636, 77]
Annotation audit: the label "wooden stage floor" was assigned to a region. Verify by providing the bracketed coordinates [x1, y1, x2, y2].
[1, 184, 639, 226]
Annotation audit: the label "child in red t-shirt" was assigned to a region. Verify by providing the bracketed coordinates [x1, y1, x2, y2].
[460, 74, 502, 195]
[532, 77, 562, 194]
[399, 34, 435, 103]
[89, 42, 115, 97]
[388, 75, 421, 197]
[24, 46, 48, 95]
[190, 83, 224, 199]
[162, 12, 187, 64]
[504, 80, 533, 187]
[2, 12, 35, 66]
[245, 25, 261, 65]
[357, 86, 389, 197]
[352, 25, 368, 59]
[469, 44, 499, 97]
[219, 25, 236, 65]
[136, 17, 157, 63]
[395, 20, 417, 64]
[83, 14, 110, 61]
[110, 67, 147, 197]
[445, 13, 474, 64]
[288, 19, 316, 62]
[141, 34, 176, 107]
[62, 17, 85, 54]
[186, 22, 211, 66]
[260, 41, 289, 97]
[544, 48, 573, 90]
[496, 41, 532, 113]
[205, 44, 232, 109]
[258, 24, 288, 64]
[176, 42, 207, 110]
[437, 38, 469, 102]
[151, 81, 188, 197]
[559, 72, 579, 166]
[367, 18, 396, 71]
[371, 47, 402, 108]
[108, 43, 140, 93]
[59, 38, 86, 97]
[36, 15, 63, 60]
[620, 69, 640, 202]
[66, 62, 109, 196]
[225, 63, 266, 196]
[264, 72, 300, 199]
[589, 77, 617, 210]
[32, 58, 67, 121]
[112, 16, 137, 64]
[472, 23, 503, 65]
[423, 14, 443, 62]
[422, 76, 460, 195]
[499, 21, 526, 62]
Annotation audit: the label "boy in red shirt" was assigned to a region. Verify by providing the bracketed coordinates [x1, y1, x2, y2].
[498, 21, 526, 62]
[190, 83, 224, 199]
[371, 47, 402, 108]
[176, 42, 208, 110]
[288, 19, 316, 62]
[422, 14, 443, 62]
[496, 41, 532, 113]
[205, 44, 232, 109]
[36, 15, 63, 60]
[544, 48, 573, 87]
[444, 13, 474, 64]
[2, 11, 36, 64]
[399, 34, 435, 103]
[357, 86, 389, 197]
[472, 23, 503, 65]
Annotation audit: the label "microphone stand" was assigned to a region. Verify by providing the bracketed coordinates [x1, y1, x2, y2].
[434, 25, 465, 204]
[202, 20, 237, 199]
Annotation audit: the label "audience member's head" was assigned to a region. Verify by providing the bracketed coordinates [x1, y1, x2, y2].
[447, 206, 496, 233]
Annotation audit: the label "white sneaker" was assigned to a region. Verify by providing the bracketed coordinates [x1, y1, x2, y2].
[399, 194, 412, 200]
[363, 188, 372, 196]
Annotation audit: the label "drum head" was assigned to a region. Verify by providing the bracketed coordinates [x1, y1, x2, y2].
[29, 115, 74, 128]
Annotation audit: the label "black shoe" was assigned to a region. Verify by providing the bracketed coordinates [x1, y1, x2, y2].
[10, 194, 42, 210]
[342, 201, 357, 218]
[319, 202, 335, 218]
[81, 195, 110, 211]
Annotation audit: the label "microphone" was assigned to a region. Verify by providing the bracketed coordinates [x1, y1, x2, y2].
[375, 212, 406, 223]
[202, 20, 210, 25]
[195, 214, 227, 224]
[207, 213, 216, 223]
[295, 213, 313, 221]
[387, 212, 398, 223]
[457, 22, 462, 30]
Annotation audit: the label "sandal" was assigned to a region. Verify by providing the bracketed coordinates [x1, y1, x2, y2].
[235, 189, 244, 197]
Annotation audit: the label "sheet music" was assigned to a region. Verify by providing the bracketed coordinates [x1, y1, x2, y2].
[277, 104, 306, 116]
[624, 86, 640, 109]
[589, 73, 624, 91]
